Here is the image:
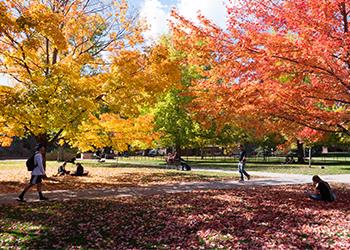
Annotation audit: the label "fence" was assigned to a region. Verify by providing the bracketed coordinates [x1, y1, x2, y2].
[116, 153, 350, 165]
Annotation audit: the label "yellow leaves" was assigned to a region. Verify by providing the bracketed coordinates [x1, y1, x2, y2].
[70, 113, 157, 152]
[18, 4, 67, 50]
[0, 136, 13, 147]
[104, 45, 181, 117]
[0, 0, 177, 150]
[0, 116, 22, 146]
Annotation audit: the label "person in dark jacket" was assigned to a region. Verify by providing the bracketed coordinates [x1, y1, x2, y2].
[57, 162, 70, 176]
[71, 163, 88, 176]
[237, 144, 250, 181]
[309, 175, 336, 202]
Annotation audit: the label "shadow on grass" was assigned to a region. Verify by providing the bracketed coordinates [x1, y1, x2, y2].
[0, 171, 233, 194]
[0, 185, 349, 249]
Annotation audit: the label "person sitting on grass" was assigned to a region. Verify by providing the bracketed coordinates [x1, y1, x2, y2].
[57, 162, 70, 176]
[71, 163, 89, 176]
[307, 175, 336, 202]
[179, 156, 191, 171]
[283, 156, 295, 164]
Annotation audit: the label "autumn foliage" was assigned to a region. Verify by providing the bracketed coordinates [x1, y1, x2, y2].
[170, 0, 350, 142]
[0, 0, 181, 150]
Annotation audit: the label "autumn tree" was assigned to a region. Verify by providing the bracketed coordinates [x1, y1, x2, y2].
[0, 0, 179, 150]
[152, 37, 238, 156]
[170, 0, 350, 149]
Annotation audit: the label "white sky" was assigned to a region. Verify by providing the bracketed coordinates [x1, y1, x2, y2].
[0, 74, 13, 87]
[139, 0, 230, 43]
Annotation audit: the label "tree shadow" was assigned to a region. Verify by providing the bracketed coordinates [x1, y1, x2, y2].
[0, 171, 227, 195]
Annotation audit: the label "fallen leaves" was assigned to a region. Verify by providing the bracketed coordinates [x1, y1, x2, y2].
[0, 184, 349, 249]
[0, 164, 233, 194]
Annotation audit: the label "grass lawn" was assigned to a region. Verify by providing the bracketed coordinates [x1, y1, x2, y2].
[1, 184, 349, 249]
[116, 156, 350, 175]
[1, 160, 349, 249]
[0, 160, 238, 194]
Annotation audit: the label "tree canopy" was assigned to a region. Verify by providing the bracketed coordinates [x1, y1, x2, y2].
[170, 0, 350, 143]
[0, 0, 180, 151]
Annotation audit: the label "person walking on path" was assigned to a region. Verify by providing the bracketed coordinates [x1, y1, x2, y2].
[238, 144, 250, 182]
[17, 144, 49, 202]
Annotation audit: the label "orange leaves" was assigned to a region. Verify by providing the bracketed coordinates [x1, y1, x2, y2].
[171, 0, 350, 142]
[297, 128, 325, 145]
[0, 136, 13, 147]
[107, 44, 181, 115]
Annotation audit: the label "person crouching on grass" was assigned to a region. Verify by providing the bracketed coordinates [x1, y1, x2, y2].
[307, 175, 336, 202]
[18, 144, 49, 202]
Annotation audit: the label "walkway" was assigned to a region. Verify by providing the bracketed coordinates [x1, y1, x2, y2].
[116, 160, 350, 184]
[194, 168, 350, 184]
[1, 170, 349, 205]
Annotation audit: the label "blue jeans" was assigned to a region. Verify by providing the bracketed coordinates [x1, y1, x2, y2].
[309, 194, 322, 200]
[309, 193, 336, 201]
[238, 162, 249, 180]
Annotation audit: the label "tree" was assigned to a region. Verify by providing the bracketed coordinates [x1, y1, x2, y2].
[170, 0, 350, 142]
[69, 113, 158, 152]
[151, 37, 238, 156]
[154, 89, 194, 153]
[0, 0, 179, 149]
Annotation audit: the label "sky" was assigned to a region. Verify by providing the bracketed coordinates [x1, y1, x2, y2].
[131, 0, 230, 42]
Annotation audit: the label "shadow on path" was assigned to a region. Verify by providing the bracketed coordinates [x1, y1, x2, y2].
[0, 177, 312, 205]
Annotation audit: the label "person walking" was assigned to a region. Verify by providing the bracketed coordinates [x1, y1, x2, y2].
[238, 144, 250, 182]
[18, 144, 49, 202]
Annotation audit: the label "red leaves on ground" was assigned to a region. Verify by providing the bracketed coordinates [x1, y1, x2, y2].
[0, 166, 231, 194]
[1, 184, 349, 249]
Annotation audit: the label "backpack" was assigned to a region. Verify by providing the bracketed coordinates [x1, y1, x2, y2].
[26, 154, 37, 171]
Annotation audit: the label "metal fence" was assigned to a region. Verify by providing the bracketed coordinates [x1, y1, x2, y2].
[117, 153, 350, 164]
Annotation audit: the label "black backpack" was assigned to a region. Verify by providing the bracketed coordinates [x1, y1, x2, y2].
[26, 154, 37, 171]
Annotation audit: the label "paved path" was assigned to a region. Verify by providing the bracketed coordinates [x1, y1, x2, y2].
[116, 160, 350, 184]
[1, 170, 349, 205]
[194, 168, 350, 184]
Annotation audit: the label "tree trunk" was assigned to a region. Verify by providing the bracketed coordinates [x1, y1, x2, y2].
[57, 145, 64, 161]
[297, 140, 305, 164]
[175, 144, 181, 158]
[308, 147, 312, 168]
[200, 147, 204, 159]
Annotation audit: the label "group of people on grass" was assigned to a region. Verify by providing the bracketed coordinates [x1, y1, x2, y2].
[57, 160, 89, 177]
[17, 144, 336, 203]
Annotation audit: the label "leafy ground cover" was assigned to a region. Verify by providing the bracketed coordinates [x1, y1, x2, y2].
[0, 160, 237, 194]
[0, 184, 349, 249]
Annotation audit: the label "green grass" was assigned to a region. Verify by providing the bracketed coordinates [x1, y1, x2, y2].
[0, 159, 238, 180]
[114, 156, 350, 175]
[0, 160, 63, 170]
[1, 155, 349, 175]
